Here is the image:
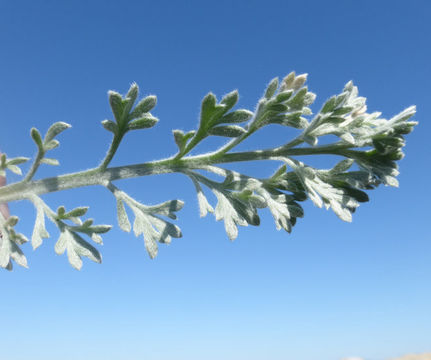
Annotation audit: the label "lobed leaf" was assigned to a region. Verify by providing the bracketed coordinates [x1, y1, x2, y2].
[130, 95, 157, 119]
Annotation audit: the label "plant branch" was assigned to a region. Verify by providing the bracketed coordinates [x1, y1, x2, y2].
[0, 74, 417, 270]
[0, 142, 357, 204]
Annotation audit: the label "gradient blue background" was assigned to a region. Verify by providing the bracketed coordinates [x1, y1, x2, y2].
[0, 1, 430, 359]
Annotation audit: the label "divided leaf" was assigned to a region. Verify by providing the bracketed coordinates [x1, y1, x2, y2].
[173, 129, 196, 153]
[110, 186, 184, 259]
[285, 159, 371, 222]
[188, 170, 304, 241]
[0, 215, 28, 270]
[31, 202, 50, 250]
[191, 177, 214, 217]
[0, 155, 30, 176]
[55, 228, 102, 270]
[116, 199, 131, 232]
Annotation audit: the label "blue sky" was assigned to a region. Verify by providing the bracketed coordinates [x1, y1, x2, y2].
[0, 1, 430, 359]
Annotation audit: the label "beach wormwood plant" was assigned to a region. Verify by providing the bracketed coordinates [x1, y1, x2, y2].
[0, 72, 417, 270]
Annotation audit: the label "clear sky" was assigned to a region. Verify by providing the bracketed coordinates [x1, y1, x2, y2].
[0, 1, 430, 359]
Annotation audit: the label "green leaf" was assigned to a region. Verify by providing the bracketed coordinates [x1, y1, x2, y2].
[285, 114, 309, 129]
[127, 115, 159, 130]
[331, 159, 355, 174]
[394, 122, 416, 135]
[218, 109, 253, 124]
[271, 164, 287, 180]
[282, 72, 295, 90]
[275, 90, 293, 103]
[268, 103, 289, 112]
[68, 231, 102, 270]
[303, 92, 316, 106]
[287, 87, 308, 110]
[31, 128, 44, 150]
[6, 157, 30, 166]
[57, 206, 66, 218]
[332, 106, 354, 116]
[325, 116, 347, 124]
[208, 125, 247, 137]
[108, 91, 124, 123]
[303, 135, 318, 146]
[101, 120, 118, 134]
[5, 216, 19, 227]
[55, 228, 103, 270]
[220, 90, 239, 111]
[121, 98, 133, 119]
[173, 129, 196, 151]
[292, 73, 308, 90]
[9, 241, 28, 268]
[321, 96, 337, 113]
[40, 158, 59, 166]
[267, 112, 297, 126]
[126, 83, 139, 104]
[338, 185, 369, 203]
[130, 95, 157, 119]
[88, 225, 112, 233]
[44, 139, 60, 150]
[81, 219, 94, 227]
[64, 207, 89, 218]
[264, 77, 279, 99]
[200, 92, 217, 128]
[145, 199, 185, 219]
[44, 122, 71, 143]
[6, 164, 22, 175]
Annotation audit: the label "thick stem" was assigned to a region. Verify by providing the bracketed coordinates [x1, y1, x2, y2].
[0, 143, 353, 204]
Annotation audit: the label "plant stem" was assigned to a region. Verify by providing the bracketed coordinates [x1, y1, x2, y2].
[99, 132, 125, 170]
[23, 149, 45, 182]
[0, 142, 353, 204]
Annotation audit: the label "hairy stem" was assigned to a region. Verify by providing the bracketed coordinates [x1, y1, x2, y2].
[0, 142, 353, 204]
[99, 132, 125, 170]
[24, 149, 45, 182]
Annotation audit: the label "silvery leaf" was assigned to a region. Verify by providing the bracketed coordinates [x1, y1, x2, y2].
[44, 122, 71, 143]
[116, 199, 131, 232]
[31, 204, 50, 250]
